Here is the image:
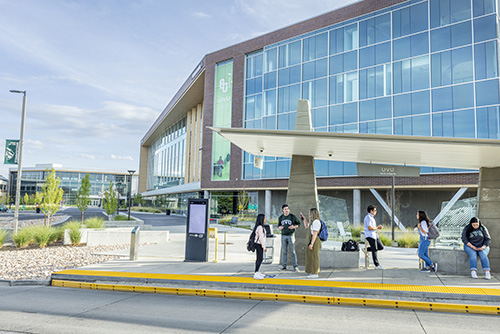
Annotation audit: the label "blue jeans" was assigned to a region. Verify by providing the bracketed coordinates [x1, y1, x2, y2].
[463, 245, 490, 271]
[281, 234, 298, 268]
[418, 235, 433, 268]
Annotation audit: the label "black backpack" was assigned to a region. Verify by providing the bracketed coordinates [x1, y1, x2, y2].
[247, 230, 256, 252]
[341, 239, 359, 251]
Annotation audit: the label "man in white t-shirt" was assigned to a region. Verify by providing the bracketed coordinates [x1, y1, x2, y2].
[364, 204, 384, 269]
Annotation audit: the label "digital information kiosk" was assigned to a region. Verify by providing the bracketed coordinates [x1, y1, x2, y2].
[185, 198, 209, 262]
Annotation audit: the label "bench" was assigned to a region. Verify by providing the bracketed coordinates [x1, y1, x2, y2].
[319, 248, 359, 269]
[429, 248, 486, 275]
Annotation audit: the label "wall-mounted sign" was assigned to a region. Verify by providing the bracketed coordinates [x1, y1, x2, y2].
[356, 163, 420, 177]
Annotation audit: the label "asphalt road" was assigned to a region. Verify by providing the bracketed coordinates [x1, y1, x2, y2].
[0, 285, 498, 334]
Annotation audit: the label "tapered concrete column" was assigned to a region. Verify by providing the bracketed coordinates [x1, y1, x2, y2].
[285, 99, 318, 266]
[353, 189, 361, 226]
[477, 167, 500, 272]
[265, 190, 272, 219]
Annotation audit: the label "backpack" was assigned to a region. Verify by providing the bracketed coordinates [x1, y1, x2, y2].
[428, 221, 440, 239]
[341, 239, 359, 251]
[318, 220, 328, 242]
[247, 230, 256, 252]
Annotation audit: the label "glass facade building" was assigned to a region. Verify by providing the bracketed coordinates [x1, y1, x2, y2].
[243, 0, 500, 180]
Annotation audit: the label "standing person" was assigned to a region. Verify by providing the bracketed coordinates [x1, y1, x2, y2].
[278, 204, 301, 272]
[301, 208, 321, 279]
[416, 210, 437, 273]
[462, 217, 492, 279]
[253, 214, 267, 280]
[364, 205, 384, 269]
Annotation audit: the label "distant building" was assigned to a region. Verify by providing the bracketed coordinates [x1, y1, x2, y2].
[8, 164, 137, 206]
[0, 175, 8, 199]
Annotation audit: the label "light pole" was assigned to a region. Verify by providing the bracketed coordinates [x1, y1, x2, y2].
[9, 90, 27, 236]
[127, 170, 135, 220]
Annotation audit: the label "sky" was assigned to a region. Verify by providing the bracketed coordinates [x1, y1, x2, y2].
[0, 0, 356, 178]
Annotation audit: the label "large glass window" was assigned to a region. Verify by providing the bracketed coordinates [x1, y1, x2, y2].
[303, 32, 328, 62]
[265, 48, 278, 72]
[278, 84, 301, 113]
[394, 90, 430, 117]
[394, 115, 431, 136]
[302, 78, 327, 108]
[278, 65, 301, 86]
[476, 79, 500, 106]
[430, 21, 472, 52]
[430, 0, 471, 28]
[329, 72, 358, 104]
[393, 55, 430, 94]
[329, 103, 358, 125]
[474, 14, 497, 43]
[359, 119, 392, 134]
[473, 0, 496, 17]
[432, 109, 475, 137]
[279, 41, 301, 68]
[359, 42, 391, 68]
[393, 2, 428, 38]
[431, 83, 474, 112]
[329, 23, 358, 54]
[359, 97, 391, 121]
[303, 58, 328, 81]
[359, 64, 392, 99]
[431, 46, 473, 87]
[329, 51, 357, 75]
[359, 13, 391, 47]
[477, 106, 500, 139]
[474, 41, 499, 80]
[393, 32, 429, 61]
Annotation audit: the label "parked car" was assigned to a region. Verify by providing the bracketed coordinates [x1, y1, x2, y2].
[0, 205, 7, 212]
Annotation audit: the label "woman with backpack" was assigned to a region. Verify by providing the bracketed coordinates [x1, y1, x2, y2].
[300, 208, 321, 279]
[252, 214, 267, 280]
[416, 210, 437, 273]
[462, 217, 491, 279]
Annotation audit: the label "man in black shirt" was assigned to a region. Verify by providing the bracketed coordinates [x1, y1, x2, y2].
[278, 204, 301, 271]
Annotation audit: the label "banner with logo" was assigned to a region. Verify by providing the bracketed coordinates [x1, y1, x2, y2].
[4, 139, 19, 164]
[212, 60, 233, 181]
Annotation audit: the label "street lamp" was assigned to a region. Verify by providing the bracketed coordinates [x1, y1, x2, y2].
[127, 170, 135, 220]
[9, 90, 27, 236]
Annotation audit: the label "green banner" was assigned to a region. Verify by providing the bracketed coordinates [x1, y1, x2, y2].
[212, 60, 233, 181]
[4, 139, 19, 164]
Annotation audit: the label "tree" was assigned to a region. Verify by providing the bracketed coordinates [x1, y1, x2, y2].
[23, 193, 29, 206]
[41, 168, 64, 226]
[103, 181, 118, 221]
[133, 193, 145, 207]
[34, 191, 43, 205]
[75, 174, 91, 222]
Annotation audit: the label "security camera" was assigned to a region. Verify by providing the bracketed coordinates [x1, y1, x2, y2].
[328, 152, 333, 157]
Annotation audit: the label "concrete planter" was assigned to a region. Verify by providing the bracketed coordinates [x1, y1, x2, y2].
[64, 228, 169, 246]
[428, 248, 485, 275]
[319, 249, 359, 269]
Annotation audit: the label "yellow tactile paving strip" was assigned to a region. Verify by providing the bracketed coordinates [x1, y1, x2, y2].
[54, 269, 500, 297]
[51, 279, 500, 315]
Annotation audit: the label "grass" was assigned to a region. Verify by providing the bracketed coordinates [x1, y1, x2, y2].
[114, 215, 132, 221]
[84, 217, 105, 228]
[0, 229, 9, 248]
[378, 233, 393, 246]
[350, 226, 363, 239]
[63, 221, 82, 230]
[63, 221, 82, 246]
[32, 226, 59, 248]
[396, 232, 420, 248]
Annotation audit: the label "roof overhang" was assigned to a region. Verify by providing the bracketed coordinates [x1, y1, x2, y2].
[141, 181, 201, 197]
[209, 127, 500, 170]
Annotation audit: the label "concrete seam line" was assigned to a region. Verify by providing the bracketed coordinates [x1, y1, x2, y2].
[51, 280, 500, 316]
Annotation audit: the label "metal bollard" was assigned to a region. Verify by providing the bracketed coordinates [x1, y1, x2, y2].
[130, 226, 140, 260]
[224, 232, 227, 261]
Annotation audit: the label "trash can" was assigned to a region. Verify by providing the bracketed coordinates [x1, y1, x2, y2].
[166, 209, 171, 215]
[263, 224, 275, 264]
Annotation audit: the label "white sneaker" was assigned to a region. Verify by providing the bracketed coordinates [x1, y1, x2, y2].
[306, 274, 319, 279]
[253, 272, 264, 280]
[375, 265, 384, 270]
[485, 271, 491, 280]
[471, 270, 478, 279]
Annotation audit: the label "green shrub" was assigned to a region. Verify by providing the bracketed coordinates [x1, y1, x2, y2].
[0, 229, 9, 248]
[63, 221, 82, 230]
[378, 233, 393, 246]
[53, 225, 66, 241]
[12, 227, 34, 248]
[131, 206, 162, 213]
[32, 226, 58, 248]
[84, 217, 105, 228]
[68, 228, 81, 246]
[396, 232, 420, 248]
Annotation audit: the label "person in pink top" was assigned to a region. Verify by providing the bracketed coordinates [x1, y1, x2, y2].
[253, 214, 267, 279]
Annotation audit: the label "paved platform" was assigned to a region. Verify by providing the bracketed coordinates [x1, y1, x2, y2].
[52, 224, 500, 315]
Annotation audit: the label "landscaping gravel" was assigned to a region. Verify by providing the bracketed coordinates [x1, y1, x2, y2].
[0, 216, 131, 281]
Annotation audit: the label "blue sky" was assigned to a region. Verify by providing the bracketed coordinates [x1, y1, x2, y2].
[0, 0, 354, 178]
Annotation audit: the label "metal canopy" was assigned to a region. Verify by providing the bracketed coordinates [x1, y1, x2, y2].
[209, 127, 500, 170]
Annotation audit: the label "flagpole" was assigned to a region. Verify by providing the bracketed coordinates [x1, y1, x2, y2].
[10, 90, 27, 236]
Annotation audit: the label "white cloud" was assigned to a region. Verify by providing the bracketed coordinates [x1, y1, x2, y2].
[193, 12, 210, 18]
[110, 154, 134, 161]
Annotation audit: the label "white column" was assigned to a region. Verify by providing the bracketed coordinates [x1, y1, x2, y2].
[204, 190, 210, 199]
[265, 190, 272, 219]
[353, 189, 361, 226]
